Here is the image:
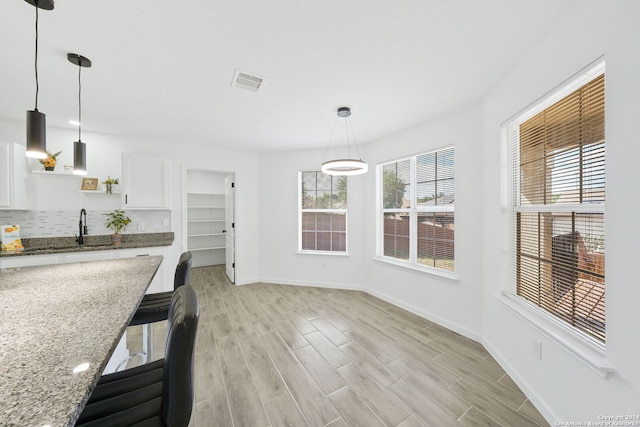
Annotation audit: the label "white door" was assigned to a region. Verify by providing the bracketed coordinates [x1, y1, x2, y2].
[224, 174, 235, 283]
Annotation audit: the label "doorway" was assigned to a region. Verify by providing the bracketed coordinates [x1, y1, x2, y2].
[184, 169, 236, 282]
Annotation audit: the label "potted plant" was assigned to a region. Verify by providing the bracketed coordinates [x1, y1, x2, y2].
[102, 176, 120, 194]
[104, 209, 131, 245]
[39, 150, 62, 171]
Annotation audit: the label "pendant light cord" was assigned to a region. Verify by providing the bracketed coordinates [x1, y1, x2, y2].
[321, 116, 340, 164]
[78, 60, 82, 141]
[345, 116, 352, 158]
[321, 110, 364, 163]
[34, 2, 39, 110]
[347, 117, 363, 160]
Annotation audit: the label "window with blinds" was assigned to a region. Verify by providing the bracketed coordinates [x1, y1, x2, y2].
[299, 171, 347, 253]
[505, 64, 605, 344]
[379, 147, 455, 272]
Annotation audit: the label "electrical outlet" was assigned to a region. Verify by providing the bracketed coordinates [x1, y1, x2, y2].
[162, 219, 170, 227]
[138, 223, 145, 232]
[532, 339, 542, 360]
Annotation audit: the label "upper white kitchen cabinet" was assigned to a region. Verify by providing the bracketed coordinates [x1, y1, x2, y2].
[121, 153, 170, 209]
[0, 142, 30, 210]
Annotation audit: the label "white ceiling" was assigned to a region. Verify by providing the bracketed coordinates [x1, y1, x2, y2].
[0, 0, 577, 153]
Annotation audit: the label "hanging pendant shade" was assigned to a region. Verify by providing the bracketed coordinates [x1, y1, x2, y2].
[24, 0, 54, 10]
[26, 110, 47, 159]
[68, 53, 91, 176]
[24, 0, 54, 159]
[321, 107, 368, 176]
[321, 158, 368, 176]
[73, 140, 86, 175]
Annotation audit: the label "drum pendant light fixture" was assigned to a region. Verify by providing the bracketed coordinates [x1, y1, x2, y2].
[24, 0, 54, 159]
[67, 53, 91, 175]
[321, 107, 368, 176]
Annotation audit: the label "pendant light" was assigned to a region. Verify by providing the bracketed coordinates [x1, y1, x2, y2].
[321, 107, 368, 176]
[24, 0, 54, 159]
[67, 53, 91, 175]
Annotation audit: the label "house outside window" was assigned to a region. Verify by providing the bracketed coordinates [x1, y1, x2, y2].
[504, 62, 605, 344]
[298, 171, 347, 253]
[378, 146, 455, 273]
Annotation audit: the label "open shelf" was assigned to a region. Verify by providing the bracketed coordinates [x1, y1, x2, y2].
[79, 190, 121, 194]
[31, 170, 78, 176]
[190, 246, 225, 251]
[186, 189, 226, 267]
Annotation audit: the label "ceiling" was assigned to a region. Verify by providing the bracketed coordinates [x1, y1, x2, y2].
[0, 0, 578, 153]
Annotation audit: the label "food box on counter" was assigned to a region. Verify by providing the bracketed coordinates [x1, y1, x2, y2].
[1, 225, 23, 251]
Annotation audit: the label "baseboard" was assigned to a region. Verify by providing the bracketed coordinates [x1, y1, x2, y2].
[234, 277, 261, 286]
[366, 287, 482, 343]
[481, 338, 555, 425]
[255, 276, 365, 292]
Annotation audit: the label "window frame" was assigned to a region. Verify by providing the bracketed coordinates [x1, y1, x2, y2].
[501, 58, 606, 353]
[376, 146, 457, 279]
[297, 170, 349, 255]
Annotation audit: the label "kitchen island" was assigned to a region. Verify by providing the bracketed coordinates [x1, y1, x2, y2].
[0, 256, 163, 427]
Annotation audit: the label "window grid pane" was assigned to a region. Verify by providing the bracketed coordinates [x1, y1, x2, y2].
[383, 160, 411, 209]
[383, 212, 410, 260]
[417, 212, 455, 271]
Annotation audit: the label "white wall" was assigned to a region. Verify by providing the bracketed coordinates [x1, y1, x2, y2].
[361, 103, 485, 341]
[481, 0, 640, 421]
[258, 147, 368, 290]
[0, 119, 260, 285]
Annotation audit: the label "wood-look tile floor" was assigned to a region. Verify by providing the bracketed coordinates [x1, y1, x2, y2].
[128, 265, 549, 427]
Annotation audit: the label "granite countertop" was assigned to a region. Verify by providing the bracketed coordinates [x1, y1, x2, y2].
[0, 232, 174, 257]
[0, 256, 163, 427]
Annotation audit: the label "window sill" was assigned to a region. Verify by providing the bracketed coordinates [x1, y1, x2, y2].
[296, 250, 349, 257]
[373, 256, 459, 282]
[497, 291, 614, 378]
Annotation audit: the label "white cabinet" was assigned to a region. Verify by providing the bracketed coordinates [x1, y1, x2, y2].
[0, 254, 58, 269]
[121, 154, 170, 209]
[0, 142, 30, 210]
[186, 192, 226, 267]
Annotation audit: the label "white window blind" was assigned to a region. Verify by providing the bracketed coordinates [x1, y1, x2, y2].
[379, 147, 455, 272]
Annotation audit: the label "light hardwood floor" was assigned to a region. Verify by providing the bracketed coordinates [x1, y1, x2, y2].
[129, 265, 549, 427]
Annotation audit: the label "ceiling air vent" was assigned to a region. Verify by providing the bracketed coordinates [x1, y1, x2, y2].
[231, 69, 265, 92]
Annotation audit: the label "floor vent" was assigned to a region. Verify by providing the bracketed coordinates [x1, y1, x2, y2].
[231, 69, 264, 92]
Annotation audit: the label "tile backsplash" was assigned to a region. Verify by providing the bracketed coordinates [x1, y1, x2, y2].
[0, 210, 171, 238]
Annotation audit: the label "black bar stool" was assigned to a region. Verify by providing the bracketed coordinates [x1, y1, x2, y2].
[131, 251, 193, 326]
[76, 284, 199, 427]
[119, 252, 192, 368]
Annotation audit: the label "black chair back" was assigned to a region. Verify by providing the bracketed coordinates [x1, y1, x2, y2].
[162, 284, 199, 426]
[173, 251, 193, 290]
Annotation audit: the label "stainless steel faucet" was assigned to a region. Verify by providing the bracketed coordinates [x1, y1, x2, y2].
[76, 208, 88, 245]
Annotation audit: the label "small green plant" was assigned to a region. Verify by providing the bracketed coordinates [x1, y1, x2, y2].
[102, 176, 120, 194]
[104, 209, 131, 234]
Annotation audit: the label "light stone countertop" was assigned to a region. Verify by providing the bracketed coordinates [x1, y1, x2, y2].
[0, 256, 163, 427]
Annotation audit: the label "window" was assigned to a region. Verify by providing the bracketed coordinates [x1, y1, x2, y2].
[298, 171, 347, 253]
[504, 64, 605, 344]
[378, 147, 455, 273]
